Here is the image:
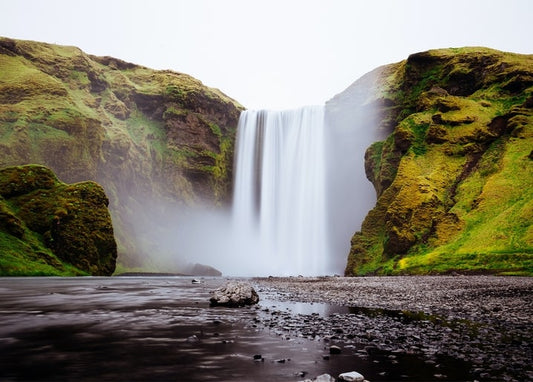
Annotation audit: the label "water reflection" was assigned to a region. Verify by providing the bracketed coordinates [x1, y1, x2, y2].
[0, 277, 472, 381]
[259, 299, 350, 316]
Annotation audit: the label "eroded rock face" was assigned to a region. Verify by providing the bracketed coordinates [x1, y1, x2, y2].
[209, 281, 259, 307]
[0, 165, 117, 276]
[343, 48, 533, 276]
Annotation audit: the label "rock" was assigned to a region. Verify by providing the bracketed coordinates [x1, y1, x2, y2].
[0, 37, 244, 273]
[0, 165, 117, 276]
[186, 263, 222, 276]
[305, 374, 335, 382]
[186, 335, 199, 343]
[338, 371, 365, 381]
[342, 47, 533, 276]
[209, 281, 259, 307]
[329, 345, 342, 354]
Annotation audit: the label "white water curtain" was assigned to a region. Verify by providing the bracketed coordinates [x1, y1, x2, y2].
[232, 106, 328, 276]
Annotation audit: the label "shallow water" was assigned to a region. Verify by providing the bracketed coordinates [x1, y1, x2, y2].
[0, 277, 470, 381]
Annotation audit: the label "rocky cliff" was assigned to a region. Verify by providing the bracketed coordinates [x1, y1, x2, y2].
[0, 37, 243, 272]
[0, 165, 116, 275]
[341, 48, 532, 275]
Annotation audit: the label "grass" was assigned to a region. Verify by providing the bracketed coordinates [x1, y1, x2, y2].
[0, 226, 86, 276]
[0, 37, 245, 275]
[347, 47, 533, 276]
[394, 251, 533, 276]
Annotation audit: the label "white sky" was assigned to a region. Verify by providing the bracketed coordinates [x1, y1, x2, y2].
[2, 0, 532, 109]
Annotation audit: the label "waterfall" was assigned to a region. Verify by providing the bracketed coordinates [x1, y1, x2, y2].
[232, 106, 329, 276]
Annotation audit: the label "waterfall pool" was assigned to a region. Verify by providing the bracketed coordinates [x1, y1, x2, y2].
[0, 276, 483, 381]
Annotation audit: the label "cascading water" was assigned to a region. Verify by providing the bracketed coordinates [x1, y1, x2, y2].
[232, 106, 329, 276]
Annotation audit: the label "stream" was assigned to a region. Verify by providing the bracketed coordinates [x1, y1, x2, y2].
[0, 276, 503, 381]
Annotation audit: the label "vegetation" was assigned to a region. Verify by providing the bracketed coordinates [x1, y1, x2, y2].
[0, 37, 243, 273]
[346, 47, 533, 276]
[0, 165, 117, 275]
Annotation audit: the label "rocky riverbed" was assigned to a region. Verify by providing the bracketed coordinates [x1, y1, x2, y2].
[252, 276, 533, 382]
[0, 276, 531, 381]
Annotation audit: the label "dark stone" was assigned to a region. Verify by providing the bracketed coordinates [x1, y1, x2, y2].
[329, 345, 342, 354]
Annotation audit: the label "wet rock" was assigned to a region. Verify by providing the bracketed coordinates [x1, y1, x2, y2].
[186, 335, 199, 343]
[209, 281, 259, 307]
[338, 371, 365, 381]
[301, 374, 336, 382]
[329, 345, 342, 354]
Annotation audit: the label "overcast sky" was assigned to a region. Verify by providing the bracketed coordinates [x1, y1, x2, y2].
[2, 0, 532, 109]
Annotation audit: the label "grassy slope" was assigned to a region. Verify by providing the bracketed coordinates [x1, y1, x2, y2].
[347, 47, 533, 276]
[0, 37, 243, 273]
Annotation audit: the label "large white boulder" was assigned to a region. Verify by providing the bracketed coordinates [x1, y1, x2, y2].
[209, 281, 259, 307]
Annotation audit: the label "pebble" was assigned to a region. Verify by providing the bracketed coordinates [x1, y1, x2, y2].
[253, 276, 533, 382]
[329, 345, 342, 354]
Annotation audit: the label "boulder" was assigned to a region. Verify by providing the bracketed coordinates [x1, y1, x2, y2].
[209, 281, 259, 307]
[0, 165, 117, 276]
[338, 371, 365, 382]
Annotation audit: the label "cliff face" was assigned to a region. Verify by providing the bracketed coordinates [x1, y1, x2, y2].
[0, 37, 243, 271]
[0, 165, 116, 275]
[343, 48, 533, 276]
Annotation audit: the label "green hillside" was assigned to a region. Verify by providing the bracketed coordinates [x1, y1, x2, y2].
[345, 47, 533, 276]
[0, 37, 242, 272]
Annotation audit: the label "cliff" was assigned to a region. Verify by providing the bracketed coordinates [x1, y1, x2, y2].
[342, 47, 532, 276]
[0, 37, 243, 272]
[0, 165, 116, 275]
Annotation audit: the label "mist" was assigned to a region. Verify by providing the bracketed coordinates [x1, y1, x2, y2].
[112, 71, 387, 277]
[322, 67, 389, 273]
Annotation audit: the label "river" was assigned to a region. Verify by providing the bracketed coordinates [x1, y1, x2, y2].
[0, 276, 519, 381]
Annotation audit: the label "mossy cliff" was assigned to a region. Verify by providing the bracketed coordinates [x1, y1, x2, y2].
[0, 165, 116, 275]
[0, 37, 243, 271]
[344, 47, 533, 276]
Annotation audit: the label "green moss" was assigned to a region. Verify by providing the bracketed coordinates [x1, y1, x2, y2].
[347, 47, 533, 276]
[0, 37, 246, 273]
[0, 165, 117, 276]
[0, 231, 88, 276]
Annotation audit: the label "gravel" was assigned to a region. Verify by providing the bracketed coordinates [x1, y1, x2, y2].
[252, 276, 533, 382]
